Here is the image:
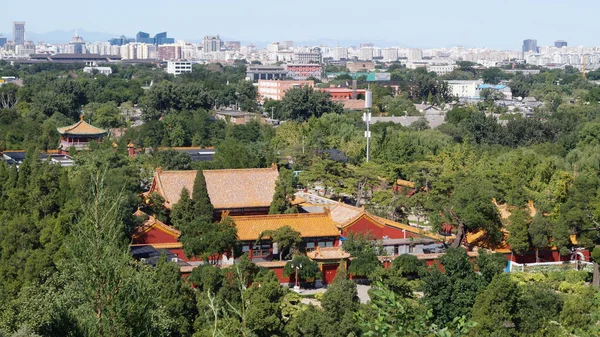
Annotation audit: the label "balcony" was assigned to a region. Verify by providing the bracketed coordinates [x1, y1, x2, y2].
[59, 141, 89, 150]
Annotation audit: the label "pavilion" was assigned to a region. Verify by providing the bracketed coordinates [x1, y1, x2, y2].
[57, 115, 107, 154]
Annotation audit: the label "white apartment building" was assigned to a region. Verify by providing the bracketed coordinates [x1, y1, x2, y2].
[408, 48, 423, 61]
[446, 80, 483, 98]
[359, 47, 374, 61]
[426, 64, 457, 76]
[167, 61, 193, 75]
[332, 47, 348, 60]
[83, 67, 113, 75]
[381, 48, 399, 62]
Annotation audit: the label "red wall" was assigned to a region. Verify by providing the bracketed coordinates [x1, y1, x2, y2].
[342, 217, 417, 239]
[133, 227, 178, 245]
[504, 248, 590, 264]
[270, 266, 291, 283]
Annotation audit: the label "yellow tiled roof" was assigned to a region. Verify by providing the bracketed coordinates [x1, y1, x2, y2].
[132, 210, 180, 239]
[203, 165, 279, 209]
[396, 179, 415, 188]
[230, 212, 340, 241]
[307, 247, 350, 260]
[152, 169, 197, 209]
[299, 193, 447, 241]
[57, 117, 107, 136]
[151, 165, 279, 210]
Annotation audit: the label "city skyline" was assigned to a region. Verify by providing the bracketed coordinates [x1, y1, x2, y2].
[2, 0, 597, 49]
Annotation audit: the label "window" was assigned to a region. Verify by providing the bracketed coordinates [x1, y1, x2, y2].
[318, 241, 334, 248]
[305, 242, 316, 252]
[252, 244, 271, 257]
[242, 245, 250, 253]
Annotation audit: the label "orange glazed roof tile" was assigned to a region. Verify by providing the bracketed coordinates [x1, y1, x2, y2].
[203, 165, 279, 209]
[307, 247, 350, 260]
[131, 210, 181, 239]
[57, 116, 107, 136]
[151, 165, 279, 210]
[230, 212, 340, 241]
[151, 169, 197, 209]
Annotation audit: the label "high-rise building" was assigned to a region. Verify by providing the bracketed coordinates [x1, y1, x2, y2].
[0, 35, 7, 48]
[332, 47, 348, 61]
[360, 42, 374, 48]
[154, 32, 174, 45]
[136, 31, 152, 44]
[522, 39, 538, 53]
[135, 31, 173, 45]
[109, 35, 135, 46]
[13, 22, 25, 46]
[555, 40, 568, 48]
[281, 40, 294, 49]
[381, 48, 399, 62]
[203, 35, 221, 52]
[70, 30, 86, 54]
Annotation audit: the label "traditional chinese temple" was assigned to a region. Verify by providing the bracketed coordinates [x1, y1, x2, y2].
[146, 165, 279, 217]
[57, 115, 107, 154]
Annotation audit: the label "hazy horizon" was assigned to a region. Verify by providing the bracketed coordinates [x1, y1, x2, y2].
[3, 0, 596, 49]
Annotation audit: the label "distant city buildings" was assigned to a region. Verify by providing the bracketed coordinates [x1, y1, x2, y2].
[13, 22, 25, 46]
[109, 35, 135, 46]
[522, 39, 538, 53]
[224, 41, 241, 51]
[555, 40, 568, 48]
[1, 23, 599, 73]
[135, 31, 174, 45]
[83, 66, 113, 75]
[203, 35, 221, 53]
[257, 79, 314, 102]
[166, 61, 193, 75]
[246, 65, 287, 82]
[70, 31, 85, 54]
[286, 63, 323, 80]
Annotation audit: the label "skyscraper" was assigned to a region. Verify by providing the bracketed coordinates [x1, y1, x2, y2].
[70, 30, 86, 54]
[0, 34, 7, 48]
[203, 36, 221, 53]
[135, 31, 174, 45]
[522, 39, 538, 53]
[13, 22, 25, 46]
[555, 40, 568, 48]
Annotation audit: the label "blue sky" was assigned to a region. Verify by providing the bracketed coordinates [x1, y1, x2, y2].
[2, 0, 596, 49]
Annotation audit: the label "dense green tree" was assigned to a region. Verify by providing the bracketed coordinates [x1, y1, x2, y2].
[169, 188, 194, 230]
[280, 85, 343, 121]
[481, 67, 506, 84]
[258, 226, 302, 260]
[475, 250, 508, 283]
[421, 248, 484, 326]
[320, 269, 361, 336]
[471, 274, 521, 337]
[191, 169, 213, 218]
[284, 255, 321, 282]
[269, 167, 297, 214]
[507, 208, 532, 255]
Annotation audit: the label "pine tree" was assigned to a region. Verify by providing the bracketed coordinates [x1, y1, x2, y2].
[269, 168, 297, 214]
[192, 169, 214, 218]
[170, 187, 194, 229]
[507, 208, 531, 255]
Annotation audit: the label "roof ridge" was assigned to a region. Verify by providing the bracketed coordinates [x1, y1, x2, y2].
[202, 166, 278, 173]
[157, 169, 198, 173]
[231, 212, 330, 220]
